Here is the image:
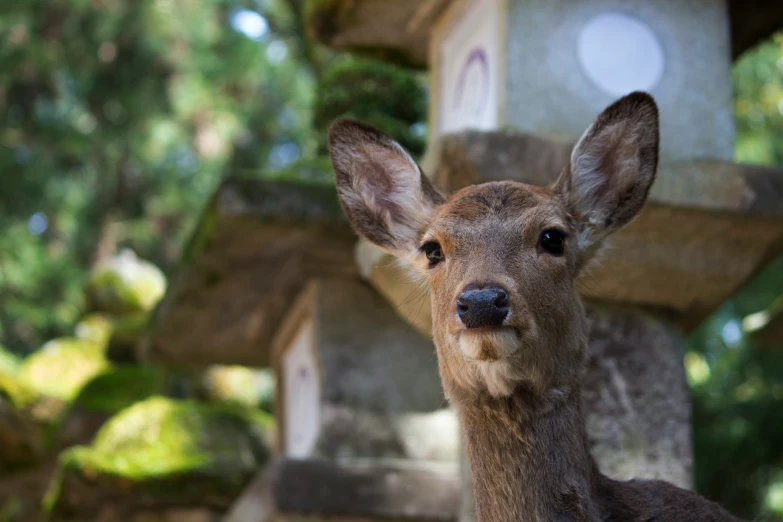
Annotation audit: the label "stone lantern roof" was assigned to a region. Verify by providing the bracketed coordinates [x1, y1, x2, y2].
[306, 0, 783, 68]
[142, 176, 357, 367]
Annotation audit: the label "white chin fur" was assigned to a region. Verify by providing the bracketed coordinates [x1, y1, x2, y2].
[458, 329, 522, 398]
[478, 361, 516, 397]
[458, 328, 521, 360]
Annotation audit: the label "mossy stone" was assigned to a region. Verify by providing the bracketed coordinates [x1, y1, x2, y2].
[0, 345, 21, 375]
[87, 249, 166, 316]
[74, 313, 114, 347]
[18, 338, 109, 403]
[314, 58, 426, 155]
[201, 366, 274, 412]
[46, 397, 273, 516]
[0, 371, 38, 410]
[73, 366, 162, 415]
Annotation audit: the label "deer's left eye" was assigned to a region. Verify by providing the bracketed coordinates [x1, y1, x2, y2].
[420, 241, 444, 267]
[540, 229, 566, 255]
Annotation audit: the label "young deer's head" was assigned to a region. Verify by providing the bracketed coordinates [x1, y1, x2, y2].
[329, 93, 659, 405]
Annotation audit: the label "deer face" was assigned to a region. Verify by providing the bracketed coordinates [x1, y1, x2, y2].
[329, 92, 659, 403]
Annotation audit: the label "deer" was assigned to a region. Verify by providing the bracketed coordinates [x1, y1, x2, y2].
[327, 92, 744, 522]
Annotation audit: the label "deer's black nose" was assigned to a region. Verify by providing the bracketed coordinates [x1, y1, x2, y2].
[457, 285, 509, 329]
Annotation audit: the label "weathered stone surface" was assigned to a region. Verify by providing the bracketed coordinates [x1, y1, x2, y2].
[500, 0, 734, 160]
[274, 279, 457, 463]
[144, 178, 358, 367]
[306, 0, 783, 68]
[224, 458, 460, 522]
[582, 305, 692, 488]
[47, 397, 273, 520]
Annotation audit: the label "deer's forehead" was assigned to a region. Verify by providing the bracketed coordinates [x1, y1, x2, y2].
[430, 182, 568, 243]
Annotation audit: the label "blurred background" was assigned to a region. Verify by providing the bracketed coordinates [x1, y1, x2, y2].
[0, 1, 782, 521]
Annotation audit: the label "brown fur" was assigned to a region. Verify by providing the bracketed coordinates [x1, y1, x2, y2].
[329, 92, 743, 522]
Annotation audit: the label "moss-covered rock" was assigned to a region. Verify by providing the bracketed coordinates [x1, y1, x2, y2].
[0, 370, 38, 410]
[0, 345, 21, 375]
[46, 397, 273, 518]
[201, 366, 274, 411]
[314, 58, 426, 155]
[18, 338, 108, 403]
[74, 313, 114, 347]
[74, 366, 162, 415]
[56, 365, 163, 450]
[87, 249, 166, 316]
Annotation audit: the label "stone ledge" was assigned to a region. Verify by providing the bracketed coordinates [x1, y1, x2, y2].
[362, 131, 783, 332]
[306, 0, 783, 68]
[224, 458, 460, 522]
[142, 178, 358, 368]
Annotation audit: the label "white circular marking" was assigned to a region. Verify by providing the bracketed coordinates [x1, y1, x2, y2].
[577, 12, 664, 97]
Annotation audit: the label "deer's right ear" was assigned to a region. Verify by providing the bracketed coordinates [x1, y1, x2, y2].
[328, 119, 445, 261]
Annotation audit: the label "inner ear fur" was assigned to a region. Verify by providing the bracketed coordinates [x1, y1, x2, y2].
[328, 119, 445, 258]
[554, 91, 659, 235]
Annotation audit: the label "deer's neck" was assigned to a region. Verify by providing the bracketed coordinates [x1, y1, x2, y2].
[459, 384, 598, 522]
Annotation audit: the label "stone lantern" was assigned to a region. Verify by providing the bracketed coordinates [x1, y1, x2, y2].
[145, 177, 461, 521]
[307, 0, 783, 519]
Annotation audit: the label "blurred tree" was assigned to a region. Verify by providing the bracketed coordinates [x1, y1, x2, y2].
[0, 0, 316, 354]
[686, 33, 783, 520]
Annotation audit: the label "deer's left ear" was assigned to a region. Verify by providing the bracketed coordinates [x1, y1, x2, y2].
[553, 91, 659, 257]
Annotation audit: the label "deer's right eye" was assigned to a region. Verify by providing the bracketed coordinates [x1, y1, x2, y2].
[421, 241, 444, 267]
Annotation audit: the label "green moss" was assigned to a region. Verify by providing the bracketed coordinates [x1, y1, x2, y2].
[46, 397, 273, 511]
[87, 249, 166, 316]
[72, 366, 161, 414]
[0, 346, 21, 375]
[18, 338, 109, 402]
[74, 313, 114, 347]
[0, 371, 38, 410]
[314, 58, 426, 155]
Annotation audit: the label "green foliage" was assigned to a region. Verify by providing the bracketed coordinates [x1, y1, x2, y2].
[687, 35, 783, 519]
[86, 249, 166, 316]
[734, 35, 783, 165]
[314, 57, 427, 155]
[0, 0, 316, 355]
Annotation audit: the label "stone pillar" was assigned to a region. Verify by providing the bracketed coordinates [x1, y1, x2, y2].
[272, 278, 459, 465]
